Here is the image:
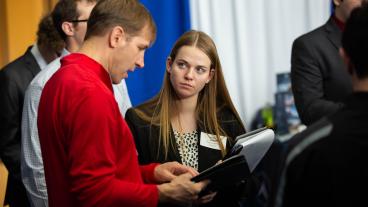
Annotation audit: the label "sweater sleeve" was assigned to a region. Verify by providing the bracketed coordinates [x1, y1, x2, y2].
[140, 163, 160, 183]
[65, 90, 159, 207]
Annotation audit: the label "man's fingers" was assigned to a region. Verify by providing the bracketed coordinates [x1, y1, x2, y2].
[172, 163, 198, 176]
[194, 192, 217, 204]
[164, 171, 177, 180]
[193, 179, 210, 193]
[183, 166, 198, 176]
[201, 192, 216, 200]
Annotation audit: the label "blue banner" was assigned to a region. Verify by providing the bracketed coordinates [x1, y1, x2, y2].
[126, 0, 191, 106]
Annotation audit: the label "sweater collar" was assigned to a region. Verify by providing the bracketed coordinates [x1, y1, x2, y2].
[61, 53, 113, 92]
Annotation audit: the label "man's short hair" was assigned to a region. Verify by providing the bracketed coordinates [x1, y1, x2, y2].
[85, 0, 156, 41]
[37, 14, 65, 54]
[342, 2, 368, 79]
[52, 0, 98, 41]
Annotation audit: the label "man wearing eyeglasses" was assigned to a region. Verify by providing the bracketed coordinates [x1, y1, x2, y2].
[20, 0, 131, 206]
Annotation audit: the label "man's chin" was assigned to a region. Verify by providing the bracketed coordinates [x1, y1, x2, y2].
[112, 79, 122, 84]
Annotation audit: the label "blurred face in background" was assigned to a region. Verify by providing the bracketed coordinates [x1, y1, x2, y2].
[73, 1, 96, 47]
[334, 0, 366, 22]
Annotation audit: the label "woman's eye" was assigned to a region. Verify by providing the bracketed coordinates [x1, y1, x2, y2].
[196, 67, 206, 74]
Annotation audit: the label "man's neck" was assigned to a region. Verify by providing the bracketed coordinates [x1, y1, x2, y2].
[353, 79, 368, 92]
[353, 78, 368, 92]
[66, 39, 80, 53]
[78, 38, 109, 72]
[334, 9, 347, 23]
[332, 13, 346, 31]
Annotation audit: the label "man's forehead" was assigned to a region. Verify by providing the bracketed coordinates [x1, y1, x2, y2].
[141, 25, 156, 47]
[76, 1, 96, 14]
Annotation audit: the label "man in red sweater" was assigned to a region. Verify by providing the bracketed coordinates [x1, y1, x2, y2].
[37, 0, 211, 206]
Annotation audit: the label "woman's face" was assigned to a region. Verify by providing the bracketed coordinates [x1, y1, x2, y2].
[167, 46, 213, 100]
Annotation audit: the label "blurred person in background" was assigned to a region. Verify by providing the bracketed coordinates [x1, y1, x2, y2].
[21, 1, 97, 206]
[291, 0, 366, 126]
[0, 13, 64, 207]
[277, 3, 368, 206]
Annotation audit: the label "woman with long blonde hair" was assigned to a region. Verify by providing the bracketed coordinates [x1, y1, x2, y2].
[125, 30, 246, 206]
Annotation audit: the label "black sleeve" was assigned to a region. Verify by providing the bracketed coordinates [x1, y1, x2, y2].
[291, 37, 342, 125]
[218, 108, 246, 148]
[0, 70, 22, 181]
[125, 108, 149, 164]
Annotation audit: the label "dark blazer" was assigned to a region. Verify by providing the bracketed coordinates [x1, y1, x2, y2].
[0, 46, 41, 207]
[291, 17, 353, 126]
[125, 107, 245, 172]
[125, 106, 246, 206]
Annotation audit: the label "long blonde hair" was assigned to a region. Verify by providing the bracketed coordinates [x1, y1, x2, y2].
[135, 30, 245, 159]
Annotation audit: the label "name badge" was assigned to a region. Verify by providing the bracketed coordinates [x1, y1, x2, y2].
[200, 132, 227, 150]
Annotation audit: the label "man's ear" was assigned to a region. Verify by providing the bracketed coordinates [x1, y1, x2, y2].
[166, 57, 172, 74]
[339, 47, 354, 75]
[109, 26, 125, 48]
[333, 0, 342, 7]
[61, 22, 74, 37]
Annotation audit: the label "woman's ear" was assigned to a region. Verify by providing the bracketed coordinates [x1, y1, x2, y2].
[61, 22, 74, 37]
[166, 57, 173, 73]
[206, 68, 215, 83]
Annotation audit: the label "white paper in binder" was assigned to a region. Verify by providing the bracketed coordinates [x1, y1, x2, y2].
[227, 127, 275, 172]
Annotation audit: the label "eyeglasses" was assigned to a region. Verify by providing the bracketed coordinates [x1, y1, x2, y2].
[70, 19, 88, 23]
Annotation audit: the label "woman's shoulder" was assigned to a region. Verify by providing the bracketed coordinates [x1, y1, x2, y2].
[125, 106, 148, 125]
[217, 106, 246, 136]
[217, 106, 239, 123]
[125, 101, 159, 126]
[126, 101, 153, 116]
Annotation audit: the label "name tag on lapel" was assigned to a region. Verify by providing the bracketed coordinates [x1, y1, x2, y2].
[200, 132, 227, 150]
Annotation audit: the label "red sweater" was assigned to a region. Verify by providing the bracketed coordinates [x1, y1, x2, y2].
[38, 53, 159, 207]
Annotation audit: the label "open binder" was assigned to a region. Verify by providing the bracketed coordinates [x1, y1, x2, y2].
[191, 127, 275, 192]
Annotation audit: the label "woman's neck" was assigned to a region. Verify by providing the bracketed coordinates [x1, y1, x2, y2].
[172, 95, 198, 133]
[175, 95, 197, 115]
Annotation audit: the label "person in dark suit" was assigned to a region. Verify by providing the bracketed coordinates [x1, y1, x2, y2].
[0, 14, 63, 207]
[275, 4, 368, 206]
[290, 0, 366, 126]
[125, 30, 246, 206]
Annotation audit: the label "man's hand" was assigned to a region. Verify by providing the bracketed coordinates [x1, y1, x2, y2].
[154, 161, 198, 183]
[195, 191, 217, 205]
[157, 173, 210, 206]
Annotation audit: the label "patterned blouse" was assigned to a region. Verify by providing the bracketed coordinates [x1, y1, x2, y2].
[174, 130, 199, 170]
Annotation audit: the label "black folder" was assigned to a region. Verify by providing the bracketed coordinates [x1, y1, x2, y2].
[191, 127, 275, 193]
[191, 154, 250, 192]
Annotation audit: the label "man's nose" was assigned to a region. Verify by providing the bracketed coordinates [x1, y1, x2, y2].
[136, 54, 145, 68]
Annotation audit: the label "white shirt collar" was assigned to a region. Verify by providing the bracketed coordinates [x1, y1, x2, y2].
[30, 43, 48, 70]
[61, 48, 70, 57]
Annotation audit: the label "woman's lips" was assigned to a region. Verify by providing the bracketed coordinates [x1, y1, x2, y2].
[180, 83, 193, 88]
